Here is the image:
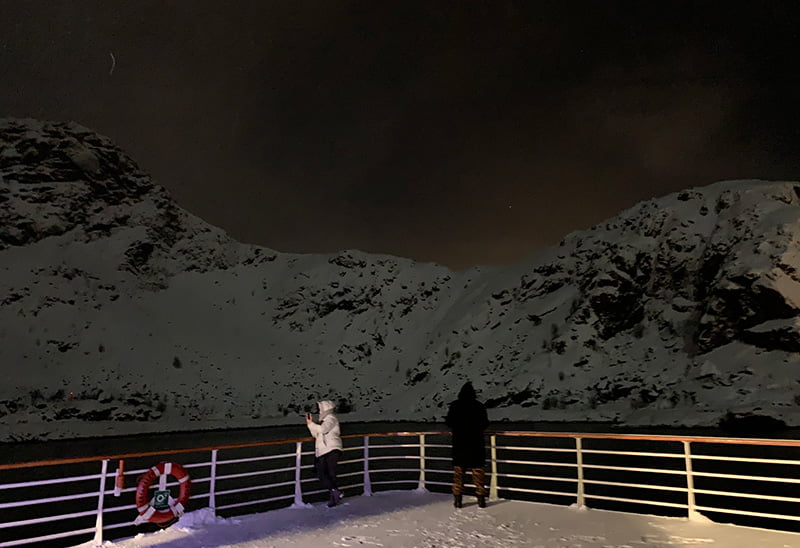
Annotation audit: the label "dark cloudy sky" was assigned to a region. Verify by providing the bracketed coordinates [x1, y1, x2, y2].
[2, 1, 799, 269]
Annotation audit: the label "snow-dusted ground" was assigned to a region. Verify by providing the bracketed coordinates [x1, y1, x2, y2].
[77, 491, 798, 548]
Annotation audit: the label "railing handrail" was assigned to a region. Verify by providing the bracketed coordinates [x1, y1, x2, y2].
[490, 431, 800, 446]
[2, 429, 798, 471]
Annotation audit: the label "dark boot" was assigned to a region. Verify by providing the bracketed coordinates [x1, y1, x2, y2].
[477, 495, 486, 508]
[327, 489, 339, 507]
[453, 494, 462, 508]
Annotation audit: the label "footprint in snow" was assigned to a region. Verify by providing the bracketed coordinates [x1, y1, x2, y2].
[573, 535, 606, 542]
[334, 535, 384, 546]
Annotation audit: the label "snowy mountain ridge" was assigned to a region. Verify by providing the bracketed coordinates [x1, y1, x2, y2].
[2, 118, 800, 442]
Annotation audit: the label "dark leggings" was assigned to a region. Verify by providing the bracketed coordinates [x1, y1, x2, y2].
[314, 449, 341, 490]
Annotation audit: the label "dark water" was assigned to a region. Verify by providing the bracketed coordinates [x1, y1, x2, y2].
[5, 419, 797, 465]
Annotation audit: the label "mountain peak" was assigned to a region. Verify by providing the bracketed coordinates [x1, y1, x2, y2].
[2, 120, 800, 441]
[0, 117, 254, 281]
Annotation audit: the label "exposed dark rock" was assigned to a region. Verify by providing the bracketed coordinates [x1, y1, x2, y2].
[4, 118, 800, 439]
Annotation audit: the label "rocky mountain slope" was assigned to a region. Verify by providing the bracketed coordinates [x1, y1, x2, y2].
[2, 118, 799, 441]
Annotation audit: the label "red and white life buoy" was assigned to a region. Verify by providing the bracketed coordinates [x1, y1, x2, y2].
[134, 461, 191, 526]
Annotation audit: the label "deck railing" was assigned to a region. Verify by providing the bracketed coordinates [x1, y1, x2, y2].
[2, 431, 800, 546]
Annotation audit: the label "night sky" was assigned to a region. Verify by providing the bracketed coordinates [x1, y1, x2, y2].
[2, 1, 799, 269]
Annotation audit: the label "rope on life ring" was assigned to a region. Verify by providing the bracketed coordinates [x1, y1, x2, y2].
[134, 461, 191, 526]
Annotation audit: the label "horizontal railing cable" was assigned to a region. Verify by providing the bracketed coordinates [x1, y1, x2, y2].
[581, 449, 684, 459]
[582, 463, 686, 475]
[693, 488, 800, 503]
[694, 505, 800, 522]
[0, 473, 102, 490]
[585, 479, 687, 492]
[690, 454, 800, 466]
[691, 471, 800, 484]
[586, 494, 688, 509]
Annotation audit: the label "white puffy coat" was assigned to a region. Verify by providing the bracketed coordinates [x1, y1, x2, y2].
[306, 400, 342, 457]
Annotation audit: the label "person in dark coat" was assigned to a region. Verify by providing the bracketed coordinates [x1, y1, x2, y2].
[445, 380, 489, 508]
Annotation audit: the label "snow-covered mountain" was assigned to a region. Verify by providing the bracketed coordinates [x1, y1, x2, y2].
[2, 118, 800, 442]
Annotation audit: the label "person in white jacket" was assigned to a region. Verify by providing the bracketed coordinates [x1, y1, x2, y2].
[305, 400, 343, 507]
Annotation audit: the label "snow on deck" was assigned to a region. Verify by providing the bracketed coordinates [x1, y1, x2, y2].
[80, 491, 798, 548]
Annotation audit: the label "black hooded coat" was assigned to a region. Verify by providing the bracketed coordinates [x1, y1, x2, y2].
[445, 382, 489, 468]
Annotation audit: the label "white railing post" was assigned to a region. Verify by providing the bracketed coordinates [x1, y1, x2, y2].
[489, 434, 499, 501]
[684, 440, 700, 520]
[209, 449, 218, 515]
[417, 434, 426, 491]
[575, 437, 585, 508]
[293, 441, 304, 506]
[93, 459, 109, 546]
[363, 436, 372, 496]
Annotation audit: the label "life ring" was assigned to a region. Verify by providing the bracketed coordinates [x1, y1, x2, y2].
[134, 461, 191, 525]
